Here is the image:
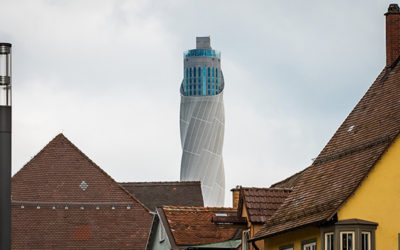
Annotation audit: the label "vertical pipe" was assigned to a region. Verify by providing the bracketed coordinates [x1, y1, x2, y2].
[0, 42, 11, 250]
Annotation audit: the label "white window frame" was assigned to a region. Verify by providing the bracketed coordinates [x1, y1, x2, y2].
[279, 245, 294, 250]
[303, 242, 316, 250]
[361, 231, 371, 250]
[340, 231, 355, 250]
[325, 232, 334, 250]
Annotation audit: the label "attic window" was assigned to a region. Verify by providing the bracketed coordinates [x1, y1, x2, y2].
[348, 125, 355, 132]
[80, 181, 88, 191]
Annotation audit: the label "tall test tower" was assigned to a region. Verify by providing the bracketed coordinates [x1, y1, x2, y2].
[179, 37, 225, 206]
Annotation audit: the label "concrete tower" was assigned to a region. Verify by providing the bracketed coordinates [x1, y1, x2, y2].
[179, 37, 225, 206]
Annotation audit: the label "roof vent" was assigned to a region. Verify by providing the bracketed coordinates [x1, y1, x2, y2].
[80, 181, 88, 191]
[348, 125, 355, 132]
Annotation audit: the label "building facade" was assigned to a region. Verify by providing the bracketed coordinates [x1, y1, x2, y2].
[179, 37, 225, 206]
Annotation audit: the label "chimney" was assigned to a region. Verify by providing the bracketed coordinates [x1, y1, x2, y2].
[230, 186, 241, 209]
[385, 4, 400, 67]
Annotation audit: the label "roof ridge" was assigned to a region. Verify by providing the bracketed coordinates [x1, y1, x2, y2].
[12, 133, 64, 179]
[163, 206, 236, 211]
[120, 181, 201, 186]
[241, 187, 293, 191]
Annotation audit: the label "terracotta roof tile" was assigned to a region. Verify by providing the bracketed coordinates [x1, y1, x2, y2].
[254, 61, 400, 239]
[161, 206, 244, 246]
[238, 187, 292, 224]
[12, 204, 151, 249]
[120, 181, 204, 210]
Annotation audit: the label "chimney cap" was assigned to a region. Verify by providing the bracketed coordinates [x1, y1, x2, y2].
[0, 43, 11, 47]
[385, 4, 400, 15]
[230, 185, 242, 191]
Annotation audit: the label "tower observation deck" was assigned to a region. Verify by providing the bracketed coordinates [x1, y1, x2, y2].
[179, 37, 225, 206]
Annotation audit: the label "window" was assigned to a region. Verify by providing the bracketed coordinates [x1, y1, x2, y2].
[279, 244, 294, 250]
[202, 67, 206, 96]
[208, 67, 210, 77]
[193, 67, 196, 77]
[189, 67, 192, 77]
[361, 232, 371, 250]
[340, 232, 355, 250]
[304, 242, 316, 250]
[325, 232, 334, 250]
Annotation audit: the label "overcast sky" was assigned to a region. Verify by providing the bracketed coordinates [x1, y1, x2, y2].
[1, 0, 394, 205]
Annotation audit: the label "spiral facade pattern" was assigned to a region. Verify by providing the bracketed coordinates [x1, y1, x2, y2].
[179, 37, 225, 206]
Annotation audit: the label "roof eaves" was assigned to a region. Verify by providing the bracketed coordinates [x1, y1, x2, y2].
[249, 220, 322, 242]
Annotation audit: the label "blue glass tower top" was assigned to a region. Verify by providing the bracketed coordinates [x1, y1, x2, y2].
[184, 49, 221, 59]
[181, 37, 224, 97]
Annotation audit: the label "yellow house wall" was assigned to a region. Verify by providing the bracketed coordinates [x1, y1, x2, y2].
[337, 136, 400, 250]
[242, 204, 264, 250]
[263, 226, 321, 250]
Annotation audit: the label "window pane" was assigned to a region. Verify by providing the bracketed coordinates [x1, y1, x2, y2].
[348, 234, 352, 250]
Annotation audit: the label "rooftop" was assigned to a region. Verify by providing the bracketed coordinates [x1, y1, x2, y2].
[120, 181, 204, 210]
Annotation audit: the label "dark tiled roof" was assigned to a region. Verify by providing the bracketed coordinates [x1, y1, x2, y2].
[11, 134, 153, 249]
[12, 204, 151, 250]
[254, 61, 400, 239]
[120, 181, 204, 210]
[161, 206, 244, 246]
[335, 219, 378, 226]
[238, 187, 292, 224]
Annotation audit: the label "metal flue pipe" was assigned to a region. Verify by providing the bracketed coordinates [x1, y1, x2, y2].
[0, 42, 12, 250]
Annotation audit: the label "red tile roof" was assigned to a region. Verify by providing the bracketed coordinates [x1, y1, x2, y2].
[238, 187, 292, 224]
[161, 206, 244, 246]
[11, 134, 153, 249]
[120, 181, 204, 210]
[12, 204, 151, 250]
[253, 60, 400, 239]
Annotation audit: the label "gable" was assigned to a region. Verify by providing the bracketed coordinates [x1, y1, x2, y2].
[12, 134, 146, 206]
[337, 136, 400, 249]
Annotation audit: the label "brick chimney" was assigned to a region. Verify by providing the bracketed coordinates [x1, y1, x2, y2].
[386, 3, 400, 67]
[230, 186, 241, 209]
